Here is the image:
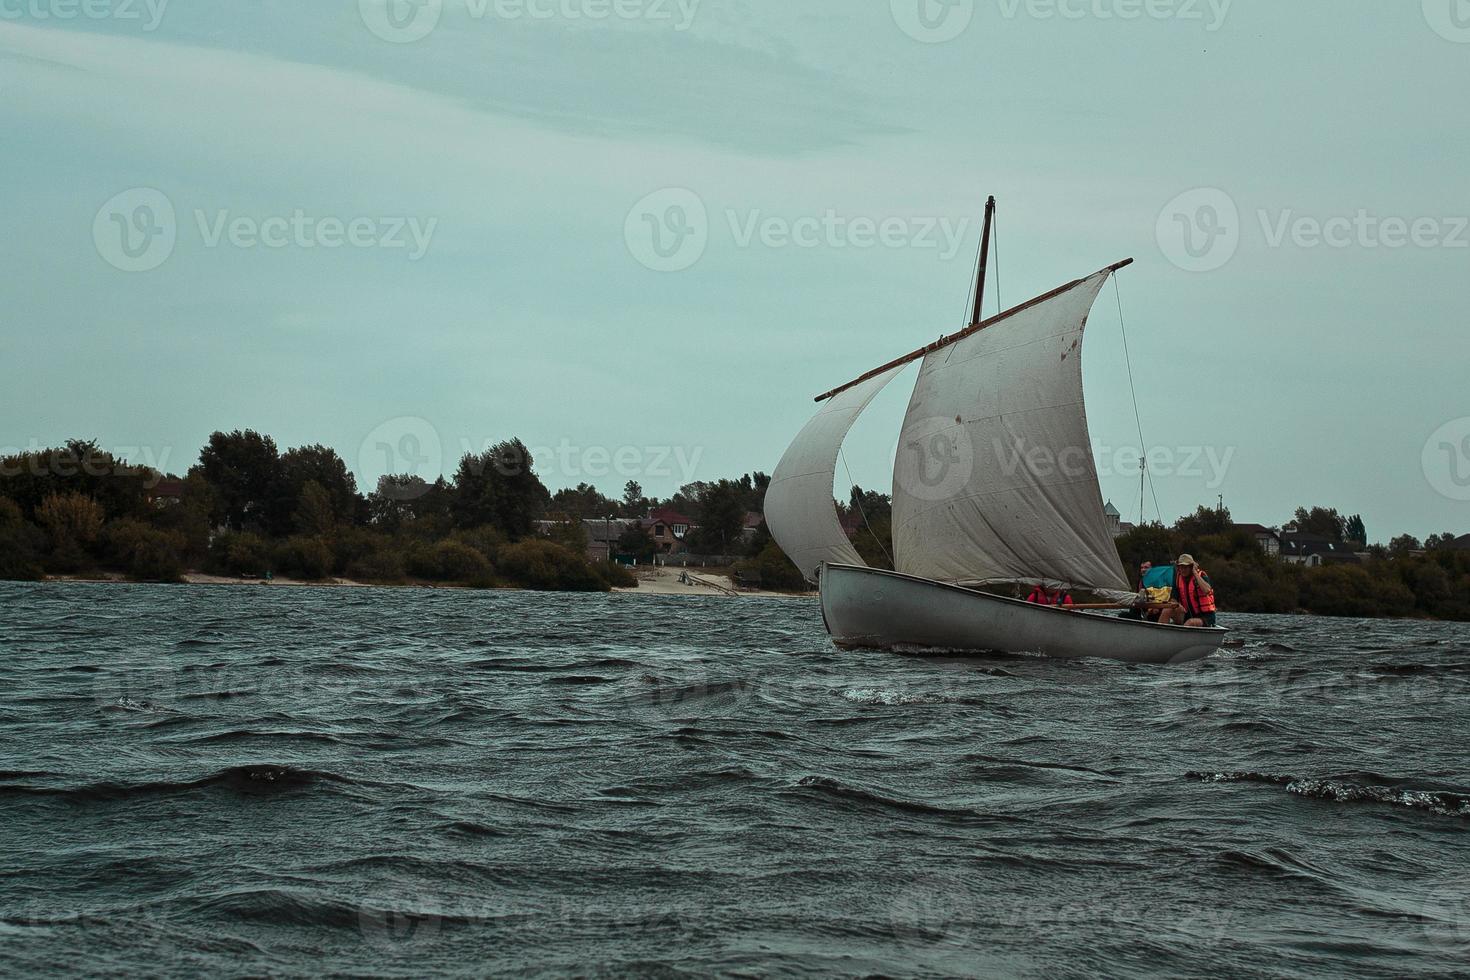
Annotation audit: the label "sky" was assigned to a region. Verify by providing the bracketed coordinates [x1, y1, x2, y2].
[1, 0, 1467, 542]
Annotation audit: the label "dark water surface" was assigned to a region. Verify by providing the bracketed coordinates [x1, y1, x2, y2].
[3, 582, 1469, 977]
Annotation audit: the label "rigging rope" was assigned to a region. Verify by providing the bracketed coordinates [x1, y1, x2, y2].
[1112, 276, 1163, 525]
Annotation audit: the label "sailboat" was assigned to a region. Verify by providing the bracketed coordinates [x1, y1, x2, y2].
[764, 198, 1227, 665]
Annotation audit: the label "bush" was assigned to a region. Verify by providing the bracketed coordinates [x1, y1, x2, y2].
[403, 539, 495, 585]
[335, 529, 408, 583]
[453, 526, 506, 565]
[736, 541, 808, 593]
[433, 540, 495, 587]
[105, 519, 186, 582]
[210, 531, 271, 576]
[274, 535, 335, 580]
[129, 531, 186, 582]
[497, 540, 608, 592]
[595, 561, 638, 588]
[0, 518, 45, 580]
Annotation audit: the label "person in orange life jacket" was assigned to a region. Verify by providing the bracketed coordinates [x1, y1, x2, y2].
[1026, 584, 1074, 608]
[1169, 554, 1217, 628]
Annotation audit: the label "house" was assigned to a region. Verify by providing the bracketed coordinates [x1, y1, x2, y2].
[741, 511, 764, 543]
[1446, 534, 1470, 552]
[642, 507, 695, 555]
[1231, 523, 1282, 557]
[1280, 532, 1362, 567]
[146, 477, 185, 507]
[534, 517, 638, 562]
[1103, 501, 1123, 537]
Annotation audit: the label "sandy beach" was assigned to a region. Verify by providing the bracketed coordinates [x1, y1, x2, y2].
[614, 564, 815, 599]
[42, 568, 814, 599]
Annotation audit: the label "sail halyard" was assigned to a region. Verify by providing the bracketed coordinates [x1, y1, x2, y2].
[889, 268, 1132, 593]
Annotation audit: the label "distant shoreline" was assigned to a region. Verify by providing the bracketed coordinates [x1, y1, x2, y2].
[38, 567, 817, 600]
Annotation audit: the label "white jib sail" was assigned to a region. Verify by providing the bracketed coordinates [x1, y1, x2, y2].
[891, 269, 1131, 593]
[765, 365, 905, 583]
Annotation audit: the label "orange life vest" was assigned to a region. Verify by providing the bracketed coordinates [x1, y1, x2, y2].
[1027, 587, 1073, 607]
[1176, 570, 1217, 615]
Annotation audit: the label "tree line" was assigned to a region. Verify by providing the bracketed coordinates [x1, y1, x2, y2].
[0, 433, 779, 592]
[3, 435, 1465, 617]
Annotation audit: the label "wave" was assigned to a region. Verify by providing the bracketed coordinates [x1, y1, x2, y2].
[1188, 770, 1470, 818]
[0, 764, 365, 802]
[793, 775, 1015, 822]
[839, 688, 997, 707]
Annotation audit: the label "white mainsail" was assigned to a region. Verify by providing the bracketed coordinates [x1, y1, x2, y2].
[890, 269, 1131, 593]
[764, 365, 905, 583]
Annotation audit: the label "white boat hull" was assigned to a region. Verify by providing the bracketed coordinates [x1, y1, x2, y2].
[819, 563, 1227, 665]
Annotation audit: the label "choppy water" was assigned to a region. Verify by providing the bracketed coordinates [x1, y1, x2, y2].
[3, 582, 1469, 977]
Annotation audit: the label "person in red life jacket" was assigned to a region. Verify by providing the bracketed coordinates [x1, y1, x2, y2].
[1169, 554, 1217, 627]
[1026, 584, 1074, 608]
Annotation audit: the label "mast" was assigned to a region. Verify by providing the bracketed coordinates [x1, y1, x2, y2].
[970, 196, 996, 328]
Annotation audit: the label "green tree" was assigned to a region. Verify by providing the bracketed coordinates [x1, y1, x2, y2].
[278, 444, 361, 533]
[451, 439, 549, 539]
[196, 430, 284, 531]
[1292, 506, 1348, 541]
[622, 480, 647, 517]
[1388, 534, 1422, 557]
[687, 479, 745, 555]
[549, 483, 618, 521]
[293, 480, 337, 536]
[616, 522, 655, 563]
[1344, 514, 1367, 547]
[1176, 505, 1232, 537]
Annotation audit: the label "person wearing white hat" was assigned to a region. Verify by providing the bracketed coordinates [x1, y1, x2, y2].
[1170, 554, 1217, 627]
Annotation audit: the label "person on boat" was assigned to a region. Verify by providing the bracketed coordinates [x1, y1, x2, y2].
[1170, 554, 1217, 628]
[1026, 584, 1074, 608]
[1119, 561, 1156, 619]
[1131, 562, 1177, 622]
